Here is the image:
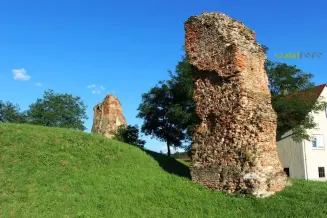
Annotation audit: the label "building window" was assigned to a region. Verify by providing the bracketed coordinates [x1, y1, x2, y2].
[325, 106, 327, 118]
[312, 135, 325, 149]
[312, 137, 317, 148]
[318, 167, 325, 178]
[283, 168, 290, 177]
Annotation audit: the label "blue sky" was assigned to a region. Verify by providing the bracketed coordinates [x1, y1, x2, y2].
[1, 0, 326, 153]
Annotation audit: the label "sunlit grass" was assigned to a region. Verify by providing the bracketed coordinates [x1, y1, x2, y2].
[1, 123, 327, 217]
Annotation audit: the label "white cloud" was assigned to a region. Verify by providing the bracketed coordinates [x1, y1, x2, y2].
[35, 83, 43, 86]
[87, 84, 106, 95]
[12, 68, 31, 81]
[92, 90, 101, 95]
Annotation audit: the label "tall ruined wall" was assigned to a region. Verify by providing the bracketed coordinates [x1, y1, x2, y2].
[91, 94, 127, 138]
[185, 12, 287, 197]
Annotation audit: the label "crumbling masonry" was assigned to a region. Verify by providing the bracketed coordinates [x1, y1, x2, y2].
[185, 12, 287, 197]
[91, 94, 127, 138]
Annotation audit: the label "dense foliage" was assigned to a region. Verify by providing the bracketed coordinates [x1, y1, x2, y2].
[137, 82, 185, 156]
[264, 46, 327, 141]
[27, 90, 88, 131]
[1, 90, 88, 131]
[138, 46, 326, 155]
[113, 124, 146, 149]
[0, 100, 27, 123]
[137, 57, 198, 156]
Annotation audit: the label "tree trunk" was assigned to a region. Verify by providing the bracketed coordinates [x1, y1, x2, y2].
[167, 142, 171, 157]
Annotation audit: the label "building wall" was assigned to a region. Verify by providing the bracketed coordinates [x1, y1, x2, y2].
[277, 130, 305, 179]
[303, 87, 327, 181]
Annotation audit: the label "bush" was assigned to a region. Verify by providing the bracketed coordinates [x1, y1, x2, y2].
[27, 89, 88, 130]
[113, 125, 146, 149]
[0, 100, 27, 123]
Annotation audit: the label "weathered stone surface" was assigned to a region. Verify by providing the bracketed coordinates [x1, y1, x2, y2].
[185, 12, 287, 197]
[91, 94, 127, 138]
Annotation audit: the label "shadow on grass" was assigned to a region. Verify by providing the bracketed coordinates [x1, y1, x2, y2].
[182, 159, 191, 163]
[144, 150, 191, 179]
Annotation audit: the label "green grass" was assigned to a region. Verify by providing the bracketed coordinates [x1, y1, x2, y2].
[176, 158, 190, 166]
[1, 123, 327, 217]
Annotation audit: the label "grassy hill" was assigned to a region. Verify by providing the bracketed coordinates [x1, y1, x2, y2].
[171, 152, 191, 166]
[171, 151, 189, 159]
[1, 123, 327, 217]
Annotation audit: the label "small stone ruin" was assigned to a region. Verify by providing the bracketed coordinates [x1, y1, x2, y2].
[91, 94, 127, 138]
[185, 12, 287, 197]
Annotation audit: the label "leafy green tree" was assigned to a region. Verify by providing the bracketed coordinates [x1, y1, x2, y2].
[139, 46, 326, 155]
[263, 46, 327, 141]
[137, 55, 199, 156]
[137, 79, 194, 157]
[27, 89, 87, 130]
[113, 125, 146, 149]
[168, 56, 199, 141]
[0, 100, 27, 123]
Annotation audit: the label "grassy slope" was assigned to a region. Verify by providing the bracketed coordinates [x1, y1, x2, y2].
[1, 124, 327, 218]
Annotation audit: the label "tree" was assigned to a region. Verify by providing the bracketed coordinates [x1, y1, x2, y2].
[113, 125, 146, 149]
[137, 79, 194, 157]
[263, 46, 327, 141]
[168, 56, 200, 141]
[0, 100, 27, 123]
[139, 45, 326, 154]
[27, 89, 88, 130]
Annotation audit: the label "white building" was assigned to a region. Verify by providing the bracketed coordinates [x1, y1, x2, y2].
[277, 83, 327, 181]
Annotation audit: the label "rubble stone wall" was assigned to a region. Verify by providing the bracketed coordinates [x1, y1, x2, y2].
[91, 95, 127, 138]
[185, 12, 287, 197]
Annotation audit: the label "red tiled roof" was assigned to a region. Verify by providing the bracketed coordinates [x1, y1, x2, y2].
[313, 83, 326, 97]
[302, 83, 326, 102]
[283, 83, 326, 104]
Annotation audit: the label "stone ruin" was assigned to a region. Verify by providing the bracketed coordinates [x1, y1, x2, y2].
[91, 94, 127, 138]
[185, 12, 287, 197]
